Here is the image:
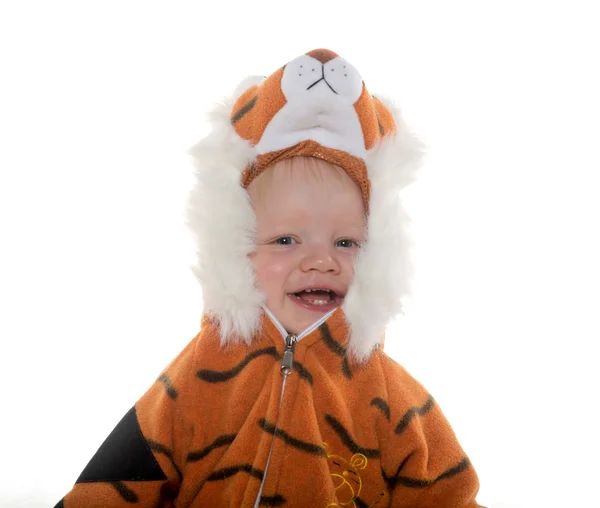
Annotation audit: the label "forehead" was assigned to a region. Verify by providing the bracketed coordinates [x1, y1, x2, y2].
[248, 157, 364, 210]
[247, 159, 366, 231]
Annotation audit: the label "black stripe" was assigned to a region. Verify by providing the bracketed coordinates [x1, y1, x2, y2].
[389, 457, 470, 488]
[197, 347, 279, 383]
[207, 464, 264, 481]
[319, 323, 352, 379]
[394, 395, 435, 434]
[260, 494, 287, 506]
[341, 357, 352, 379]
[147, 439, 182, 480]
[376, 112, 385, 136]
[109, 481, 138, 503]
[231, 95, 258, 124]
[259, 419, 326, 457]
[292, 360, 313, 385]
[372, 94, 385, 137]
[324, 414, 380, 458]
[370, 397, 391, 421]
[157, 373, 178, 400]
[187, 434, 237, 462]
[320, 323, 345, 355]
[436, 457, 470, 481]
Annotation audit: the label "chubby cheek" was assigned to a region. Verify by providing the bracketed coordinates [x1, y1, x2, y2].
[250, 251, 291, 301]
[340, 252, 358, 286]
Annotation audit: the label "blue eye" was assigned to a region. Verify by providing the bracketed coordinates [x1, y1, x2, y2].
[336, 239, 358, 248]
[274, 236, 296, 245]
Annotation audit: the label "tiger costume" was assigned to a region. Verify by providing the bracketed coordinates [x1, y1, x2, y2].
[55, 49, 484, 507]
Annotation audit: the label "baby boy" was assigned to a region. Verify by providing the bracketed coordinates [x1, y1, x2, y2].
[56, 49, 483, 508]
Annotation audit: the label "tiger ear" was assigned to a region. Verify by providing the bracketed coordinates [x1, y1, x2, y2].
[233, 75, 266, 103]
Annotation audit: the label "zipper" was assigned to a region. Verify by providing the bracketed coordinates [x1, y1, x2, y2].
[253, 307, 336, 507]
[262, 306, 336, 343]
[280, 333, 297, 375]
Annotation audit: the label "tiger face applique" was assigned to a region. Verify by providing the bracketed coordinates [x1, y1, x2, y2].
[324, 443, 368, 507]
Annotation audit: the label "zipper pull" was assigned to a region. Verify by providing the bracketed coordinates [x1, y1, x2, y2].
[280, 334, 297, 375]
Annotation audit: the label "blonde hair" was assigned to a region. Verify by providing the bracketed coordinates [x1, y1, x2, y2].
[247, 157, 364, 211]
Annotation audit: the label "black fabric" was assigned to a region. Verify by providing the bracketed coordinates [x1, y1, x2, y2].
[53, 499, 64, 508]
[76, 405, 167, 483]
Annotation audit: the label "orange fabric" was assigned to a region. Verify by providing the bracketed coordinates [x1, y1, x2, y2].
[241, 140, 371, 212]
[354, 84, 381, 150]
[373, 96, 397, 137]
[231, 67, 287, 145]
[60, 309, 483, 507]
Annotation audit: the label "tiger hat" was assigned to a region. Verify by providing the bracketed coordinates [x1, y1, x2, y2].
[187, 48, 423, 362]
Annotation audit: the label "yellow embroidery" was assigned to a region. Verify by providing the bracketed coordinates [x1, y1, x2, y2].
[323, 443, 368, 508]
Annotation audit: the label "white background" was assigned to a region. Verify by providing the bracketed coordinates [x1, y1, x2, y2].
[1, 1, 599, 507]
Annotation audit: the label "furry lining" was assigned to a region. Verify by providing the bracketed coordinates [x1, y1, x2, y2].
[186, 96, 264, 344]
[343, 95, 423, 361]
[186, 92, 422, 358]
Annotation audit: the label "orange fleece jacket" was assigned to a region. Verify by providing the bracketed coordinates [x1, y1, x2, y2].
[56, 309, 483, 507]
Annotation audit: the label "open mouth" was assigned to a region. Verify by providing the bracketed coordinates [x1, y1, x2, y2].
[287, 287, 343, 312]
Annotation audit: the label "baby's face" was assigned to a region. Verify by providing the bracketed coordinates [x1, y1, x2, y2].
[248, 160, 366, 335]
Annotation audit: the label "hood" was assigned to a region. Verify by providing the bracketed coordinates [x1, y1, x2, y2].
[186, 49, 423, 362]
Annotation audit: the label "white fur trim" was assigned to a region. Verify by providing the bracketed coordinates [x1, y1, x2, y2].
[186, 93, 263, 345]
[232, 75, 266, 102]
[342, 95, 423, 362]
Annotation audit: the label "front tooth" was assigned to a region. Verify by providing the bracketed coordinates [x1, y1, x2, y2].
[306, 289, 312, 292]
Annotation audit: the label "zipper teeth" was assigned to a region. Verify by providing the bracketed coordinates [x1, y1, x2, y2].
[297, 308, 337, 339]
[262, 307, 288, 339]
[262, 306, 337, 341]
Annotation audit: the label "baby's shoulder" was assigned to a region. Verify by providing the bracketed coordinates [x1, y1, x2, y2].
[371, 349, 432, 407]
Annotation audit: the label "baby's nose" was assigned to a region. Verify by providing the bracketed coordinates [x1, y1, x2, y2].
[300, 247, 341, 273]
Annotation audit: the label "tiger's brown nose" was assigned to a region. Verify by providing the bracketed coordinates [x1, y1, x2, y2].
[306, 48, 339, 64]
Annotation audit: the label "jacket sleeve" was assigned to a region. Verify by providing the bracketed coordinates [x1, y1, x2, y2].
[55, 334, 200, 508]
[380, 356, 485, 508]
